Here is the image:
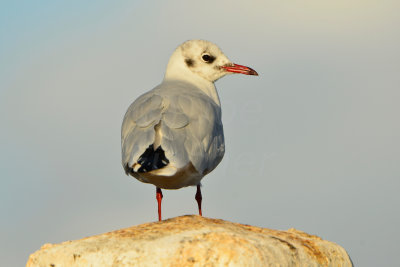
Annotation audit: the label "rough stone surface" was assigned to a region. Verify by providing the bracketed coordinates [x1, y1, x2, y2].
[27, 215, 352, 267]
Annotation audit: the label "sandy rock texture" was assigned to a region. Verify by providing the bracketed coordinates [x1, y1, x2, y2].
[27, 215, 352, 267]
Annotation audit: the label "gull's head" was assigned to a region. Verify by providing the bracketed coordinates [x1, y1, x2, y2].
[164, 40, 258, 83]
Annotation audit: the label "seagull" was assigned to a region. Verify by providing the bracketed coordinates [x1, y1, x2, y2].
[121, 40, 258, 221]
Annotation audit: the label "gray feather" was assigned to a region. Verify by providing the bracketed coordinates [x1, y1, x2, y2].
[121, 81, 225, 176]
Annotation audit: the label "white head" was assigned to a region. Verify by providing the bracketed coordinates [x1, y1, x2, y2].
[164, 40, 258, 83]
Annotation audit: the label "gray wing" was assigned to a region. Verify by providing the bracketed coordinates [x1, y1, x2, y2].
[121, 91, 164, 172]
[122, 85, 225, 176]
[161, 89, 225, 175]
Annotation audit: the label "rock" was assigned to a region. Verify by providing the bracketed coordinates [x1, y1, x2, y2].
[26, 215, 352, 267]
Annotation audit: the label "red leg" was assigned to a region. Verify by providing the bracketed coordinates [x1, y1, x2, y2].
[195, 185, 202, 216]
[156, 187, 163, 221]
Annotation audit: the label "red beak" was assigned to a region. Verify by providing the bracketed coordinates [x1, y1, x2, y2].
[222, 63, 258, 76]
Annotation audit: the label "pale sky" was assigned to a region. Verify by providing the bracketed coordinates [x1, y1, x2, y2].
[1, 1, 399, 266]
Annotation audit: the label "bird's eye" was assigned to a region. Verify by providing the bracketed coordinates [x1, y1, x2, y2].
[201, 53, 215, 63]
[202, 54, 211, 62]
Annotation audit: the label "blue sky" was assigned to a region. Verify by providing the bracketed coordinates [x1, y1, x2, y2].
[1, 1, 399, 266]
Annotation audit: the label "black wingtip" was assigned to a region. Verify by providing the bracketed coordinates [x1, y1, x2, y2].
[137, 144, 169, 173]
